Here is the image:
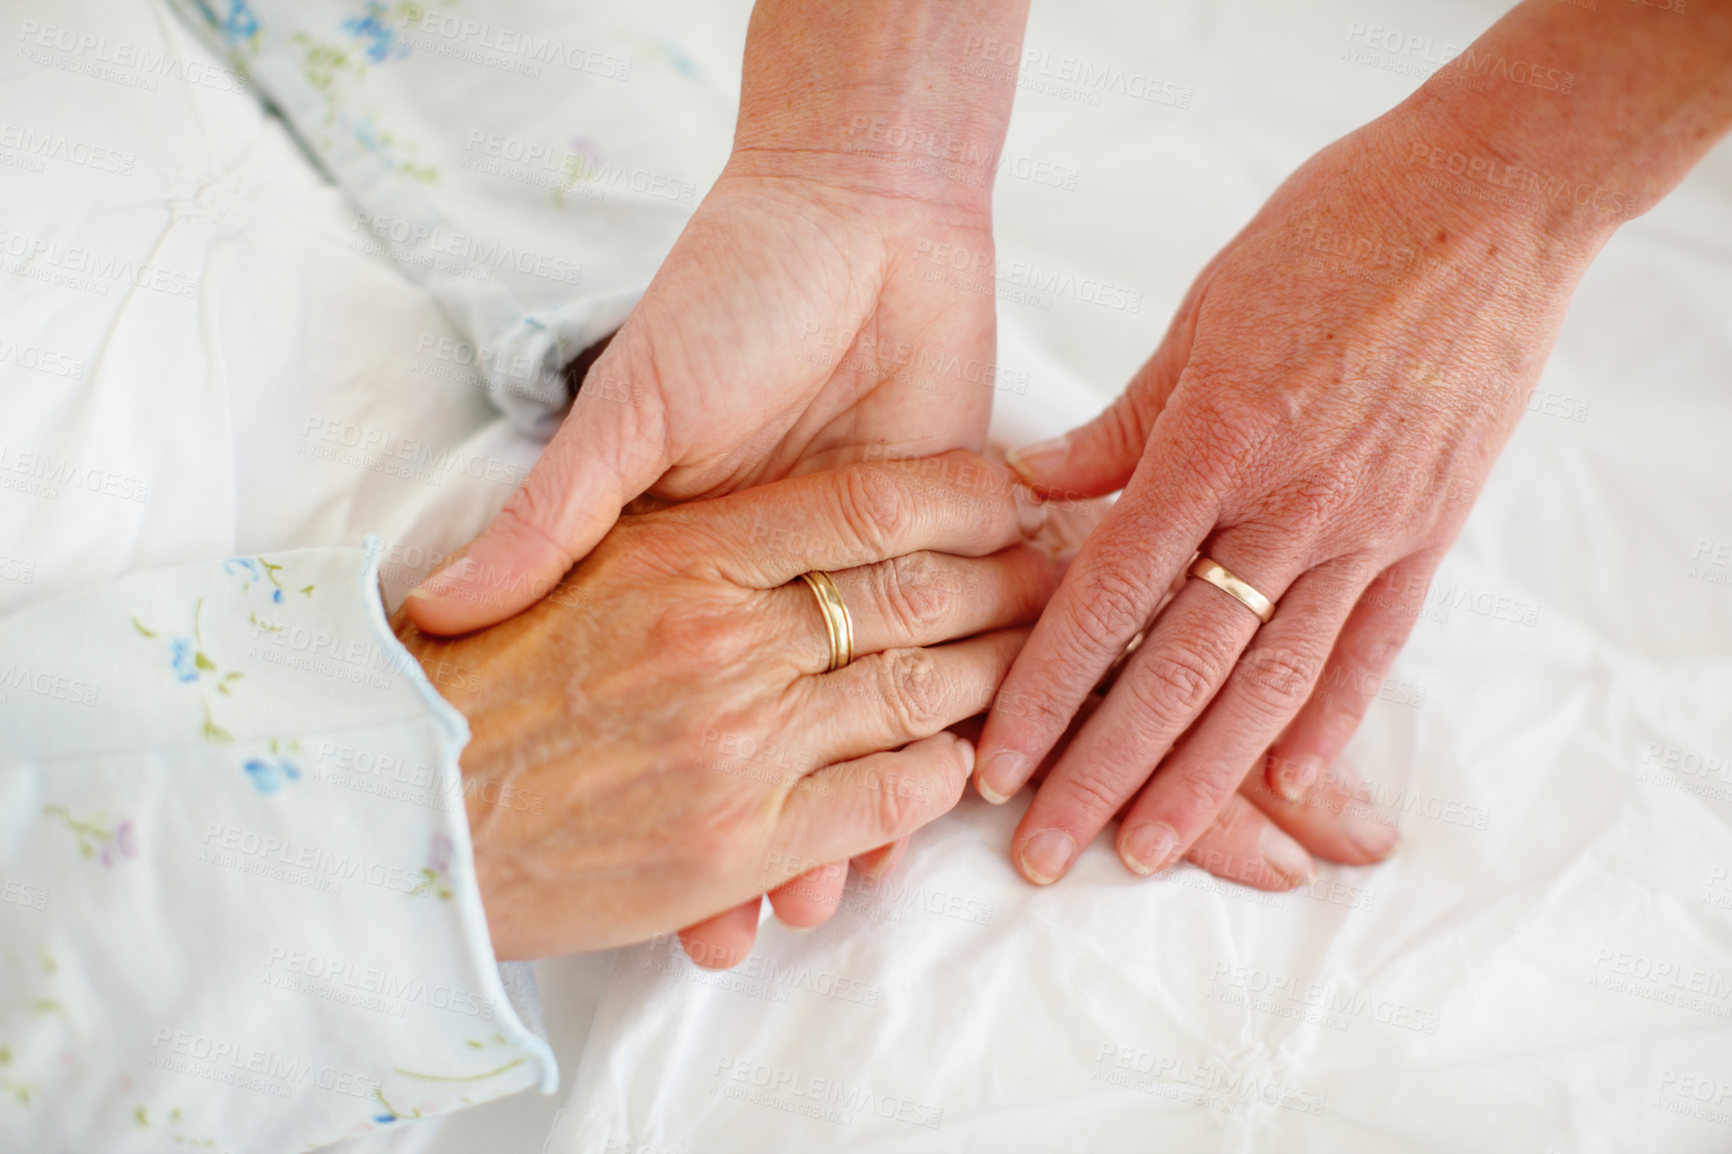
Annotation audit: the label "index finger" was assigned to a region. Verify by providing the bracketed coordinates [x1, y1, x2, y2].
[974, 459, 1214, 803]
[663, 451, 1047, 588]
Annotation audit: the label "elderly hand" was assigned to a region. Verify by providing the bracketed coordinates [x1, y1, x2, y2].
[972, 114, 1551, 887]
[405, 0, 1030, 636]
[974, 0, 1732, 888]
[394, 452, 1058, 962]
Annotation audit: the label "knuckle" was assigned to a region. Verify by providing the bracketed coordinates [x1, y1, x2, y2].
[875, 554, 954, 635]
[1266, 469, 1356, 536]
[838, 465, 914, 557]
[866, 770, 925, 840]
[1123, 639, 1223, 733]
[1058, 764, 1133, 819]
[649, 607, 753, 671]
[1345, 627, 1406, 675]
[874, 647, 952, 736]
[1232, 644, 1321, 713]
[1172, 765, 1238, 826]
[1169, 382, 1270, 490]
[1067, 564, 1155, 654]
[993, 682, 1062, 727]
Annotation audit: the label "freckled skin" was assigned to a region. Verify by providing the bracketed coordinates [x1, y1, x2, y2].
[393, 454, 1059, 964]
[978, 0, 1732, 887]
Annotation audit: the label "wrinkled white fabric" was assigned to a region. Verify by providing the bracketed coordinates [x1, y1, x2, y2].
[172, 0, 744, 438]
[0, 540, 557, 1152]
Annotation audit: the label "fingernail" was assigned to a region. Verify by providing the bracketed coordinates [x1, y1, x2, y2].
[1259, 825, 1315, 888]
[405, 556, 476, 601]
[1120, 821, 1178, 876]
[1272, 754, 1321, 802]
[855, 855, 893, 880]
[976, 751, 1026, 804]
[1005, 436, 1069, 485]
[774, 916, 815, 934]
[853, 843, 899, 880]
[1013, 482, 1048, 537]
[1343, 812, 1401, 860]
[1018, 829, 1077, 885]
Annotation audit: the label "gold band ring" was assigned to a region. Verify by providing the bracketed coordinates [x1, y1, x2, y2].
[1188, 556, 1275, 624]
[798, 570, 855, 672]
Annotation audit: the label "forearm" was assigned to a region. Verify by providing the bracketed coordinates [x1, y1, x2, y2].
[1402, 0, 1732, 246]
[729, 0, 1032, 210]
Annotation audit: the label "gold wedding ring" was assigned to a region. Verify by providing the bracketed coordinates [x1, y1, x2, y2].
[798, 570, 855, 672]
[1188, 556, 1276, 624]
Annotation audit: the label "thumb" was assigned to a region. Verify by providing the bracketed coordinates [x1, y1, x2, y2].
[1004, 390, 1153, 499]
[1004, 290, 1201, 498]
[403, 378, 670, 634]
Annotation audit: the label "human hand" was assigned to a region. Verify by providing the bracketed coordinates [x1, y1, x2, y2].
[394, 452, 1059, 961]
[405, 0, 1030, 636]
[972, 103, 1608, 887]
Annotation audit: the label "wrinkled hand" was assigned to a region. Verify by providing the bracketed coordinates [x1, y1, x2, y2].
[395, 452, 1057, 963]
[975, 104, 1602, 887]
[403, 159, 999, 636]
[403, 0, 1031, 637]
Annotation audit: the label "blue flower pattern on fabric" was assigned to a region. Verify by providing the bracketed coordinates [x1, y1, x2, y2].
[136, 557, 317, 779]
[169, 639, 201, 683]
[342, 3, 410, 64]
[221, 0, 260, 41]
[243, 758, 302, 795]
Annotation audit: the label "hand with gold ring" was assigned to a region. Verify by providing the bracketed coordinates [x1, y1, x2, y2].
[391, 451, 1061, 965]
[974, 0, 1732, 887]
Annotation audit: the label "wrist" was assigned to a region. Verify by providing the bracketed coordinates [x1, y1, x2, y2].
[729, 0, 1030, 212]
[1395, 0, 1732, 249]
